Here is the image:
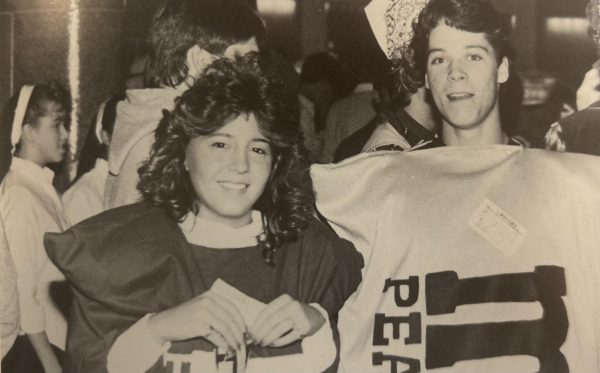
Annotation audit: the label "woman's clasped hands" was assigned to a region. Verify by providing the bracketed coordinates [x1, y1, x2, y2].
[147, 291, 326, 353]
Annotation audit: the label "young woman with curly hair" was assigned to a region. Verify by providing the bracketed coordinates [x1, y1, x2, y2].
[45, 53, 363, 373]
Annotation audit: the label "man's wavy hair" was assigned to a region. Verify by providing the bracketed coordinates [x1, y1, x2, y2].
[147, 0, 265, 88]
[138, 53, 315, 266]
[406, 0, 513, 89]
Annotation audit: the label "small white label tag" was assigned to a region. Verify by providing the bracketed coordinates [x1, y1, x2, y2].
[469, 198, 527, 257]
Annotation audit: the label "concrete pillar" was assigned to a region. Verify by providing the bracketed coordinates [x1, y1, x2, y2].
[0, 0, 126, 189]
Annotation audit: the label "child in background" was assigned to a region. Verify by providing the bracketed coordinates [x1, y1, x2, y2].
[105, 0, 264, 209]
[1, 83, 70, 373]
[46, 54, 363, 373]
[63, 95, 122, 225]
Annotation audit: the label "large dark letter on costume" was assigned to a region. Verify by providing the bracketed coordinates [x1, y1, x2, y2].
[373, 313, 421, 345]
[383, 276, 419, 307]
[372, 352, 420, 373]
[425, 266, 569, 372]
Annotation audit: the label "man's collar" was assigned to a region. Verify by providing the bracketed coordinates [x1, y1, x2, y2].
[385, 105, 439, 147]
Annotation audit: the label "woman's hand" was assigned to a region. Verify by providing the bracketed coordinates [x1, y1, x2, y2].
[147, 291, 246, 351]
[248, 294, 325, 347]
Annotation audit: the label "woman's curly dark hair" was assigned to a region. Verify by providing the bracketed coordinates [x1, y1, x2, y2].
[138, 52, 315, 265]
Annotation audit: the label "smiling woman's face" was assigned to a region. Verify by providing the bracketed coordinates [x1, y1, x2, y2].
[184, 113, 273, 228]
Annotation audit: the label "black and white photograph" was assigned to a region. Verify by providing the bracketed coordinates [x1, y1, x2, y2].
[1, 0, 599, 372]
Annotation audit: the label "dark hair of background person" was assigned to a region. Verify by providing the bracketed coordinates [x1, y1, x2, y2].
[0, 83, 71, 179]
[376, 58, 422, 113]
[387, 52, 422, 108]
[75, 94, 124, 180]
[138, 52, 315, 266]
[407, 0, 514, 90]
[147, 0, 266, 88]
[260, 47, 301, 117]
[300, 52, 357, 100]
[299, 52, 358, 133]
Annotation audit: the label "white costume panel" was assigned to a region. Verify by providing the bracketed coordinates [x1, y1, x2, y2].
[312, 146, 600, 373]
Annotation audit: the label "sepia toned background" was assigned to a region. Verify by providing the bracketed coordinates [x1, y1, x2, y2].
[0, 0, 597, 187]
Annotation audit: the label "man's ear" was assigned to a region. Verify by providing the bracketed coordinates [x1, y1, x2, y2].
[186, 45, 216, 80]
[497, 56, 509, 84]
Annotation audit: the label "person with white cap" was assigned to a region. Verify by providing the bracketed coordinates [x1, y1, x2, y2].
[0, 83, 70, 373]
[62, 95, 122, 225]
[334, 0, 440, 162]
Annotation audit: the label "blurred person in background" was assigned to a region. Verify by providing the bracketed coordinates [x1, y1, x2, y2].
[1, 83, 71, 373]
[298, 52, 357, 162]
[545, 0, 600, 156]
[63, 95, 123, 225]
[319, 64, 377, 163]
[333, 0, 441, 163]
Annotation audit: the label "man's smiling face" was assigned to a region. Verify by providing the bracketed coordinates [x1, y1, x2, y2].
[425, 22, 509, 131]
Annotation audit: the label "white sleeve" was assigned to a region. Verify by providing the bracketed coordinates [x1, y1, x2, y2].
[1, 187, 45, 334]
[62, 180, 91, 225]
[106, 314, 171, 373]
[0, 223, 19, 358]
[247, 303, 336, 373]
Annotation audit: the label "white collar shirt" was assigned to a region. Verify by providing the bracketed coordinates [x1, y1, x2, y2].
[0, 157, 69, 349]
[62, 158, 108, 225]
